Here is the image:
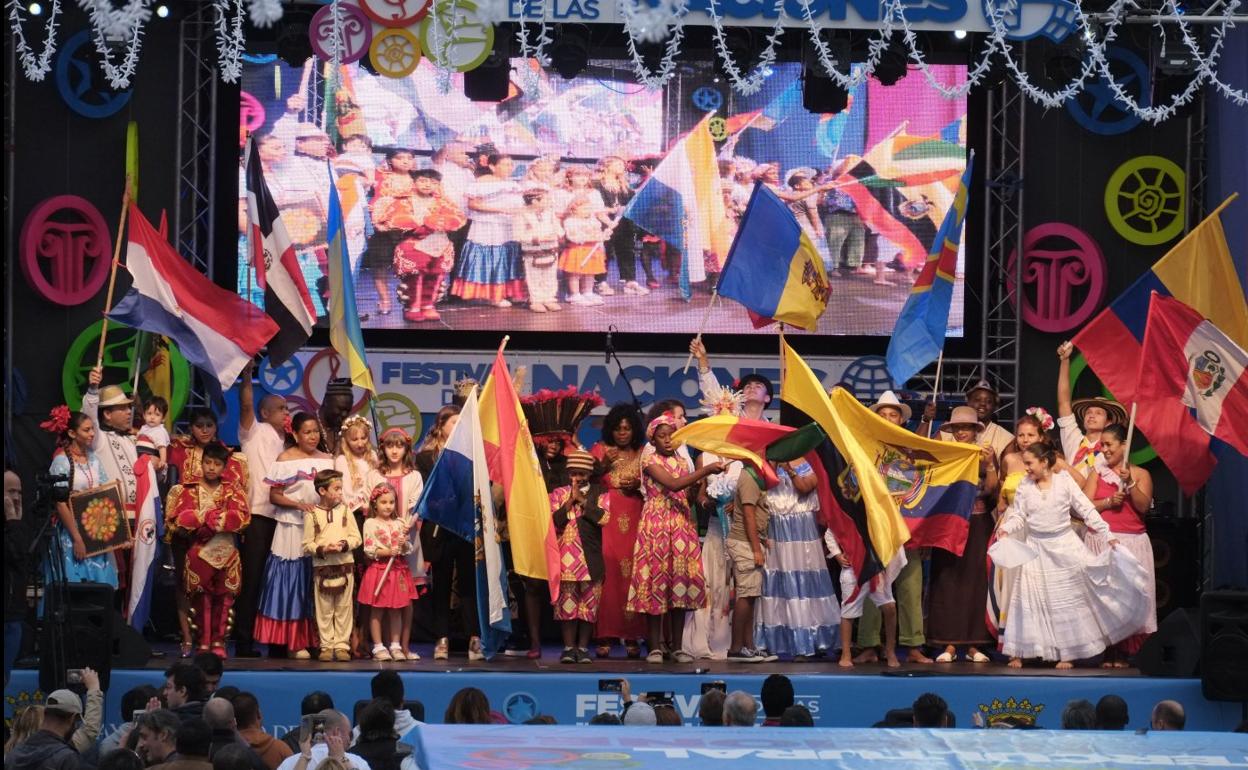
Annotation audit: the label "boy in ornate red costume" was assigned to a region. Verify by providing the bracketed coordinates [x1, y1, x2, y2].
[375, 168, 467, 322]
[165, 442, 251, 658]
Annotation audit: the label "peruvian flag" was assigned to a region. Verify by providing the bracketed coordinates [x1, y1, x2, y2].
[244, 136, 315, 365]
[1137, 292, 1248, 491]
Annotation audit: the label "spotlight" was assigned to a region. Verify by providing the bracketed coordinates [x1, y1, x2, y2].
[1043, 36, 1087, 86]
[871, 37, 909, 87]
[953, 29, 968, 40]
[156, 4, 169, 17]
[275, 6, 314, 67]
[464, 33, 512, 101]
[802, 35, 850, 114]
[550, 25, 589, 80]
[714, 28, 757, 81]
[27, 2, 41, 14]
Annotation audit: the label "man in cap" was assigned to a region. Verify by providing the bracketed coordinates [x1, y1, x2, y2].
[3, 690, 92, 770]
[937, 378, 1014, 457]
[1056, 341, 1129, 473]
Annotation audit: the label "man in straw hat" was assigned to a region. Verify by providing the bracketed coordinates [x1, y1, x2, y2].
[1056, 341, 1129, 473]
[549, 450, 610, 664]
[853, 390, 934, 665]
[936, 378, 1014, 457]
[82, 366, 141, 596]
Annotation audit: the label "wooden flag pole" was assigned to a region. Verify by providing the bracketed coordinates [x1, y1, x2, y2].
[682, 290, 721, 374]
[926, 351, 944, 439]
[373, 556, 395, 600]
[96, 184, 133, 369]
[498, 335, 510, 355]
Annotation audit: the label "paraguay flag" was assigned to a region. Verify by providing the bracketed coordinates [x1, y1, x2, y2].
[885, 154, 974, 386]
[126, 452, 163, 629]
[109, 205, 278, 394]
[621, 115, 730, 300]
[244, 137, 316, 366]
[326, 166, 375, 393]
[415, 386, 511, 658]
[717, 183, 831, 332]
[1072, 200, 1248, 494]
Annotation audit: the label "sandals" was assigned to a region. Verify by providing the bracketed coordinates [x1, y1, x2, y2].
[388, 644, 407, 661]
[372, 644, 393, 661]
[434, 638, 449, 661]
[968, 650, 990, 663]
[935, 651, 955, 663]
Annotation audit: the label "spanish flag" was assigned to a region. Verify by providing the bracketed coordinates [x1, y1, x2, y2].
[479, 348, 559, 603]
[716, 183, 831, 332]
[781, 339, 983, 557]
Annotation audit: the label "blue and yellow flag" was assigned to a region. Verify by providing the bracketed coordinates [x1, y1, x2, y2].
[781, 338, 982, 557]
[716, 182, 830, 332]
[884, 153, 975, 386]
[326, 165, 375, 393]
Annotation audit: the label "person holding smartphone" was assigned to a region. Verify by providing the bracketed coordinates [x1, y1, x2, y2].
[276, 711, 367, 770]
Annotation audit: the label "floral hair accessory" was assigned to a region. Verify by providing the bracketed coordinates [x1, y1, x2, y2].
[369, 482, 396, 504]
[1025, 406, 1055, 431]
[700, 387, 745, 417]
[646, 410, 680, 442]
[282, 413, 294, 436]
[337, 414, 372, 442]
[40, 405, 71, 434]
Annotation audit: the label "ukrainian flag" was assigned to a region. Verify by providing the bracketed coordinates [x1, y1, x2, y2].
[885, 154, 974, 386]
[717, 183, 831, 332]
[326, 164, 375, 393]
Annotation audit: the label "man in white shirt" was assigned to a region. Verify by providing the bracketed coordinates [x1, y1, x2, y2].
[275, 711, 368, 770]
[936, 379, 1014, 457]
[233, 363, 290, 658]
[81, 367, 139, 597]
[1055, 340, 1128, 474]
[689, 338, 772, 421]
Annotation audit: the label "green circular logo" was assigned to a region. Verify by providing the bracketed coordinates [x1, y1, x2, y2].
[1104, 155, 1185, 246]
[62, 320, 191, 421]
[419, 0, 495, 73]
[1068, 352, 1157, 465]
[371, 391, 423, 440]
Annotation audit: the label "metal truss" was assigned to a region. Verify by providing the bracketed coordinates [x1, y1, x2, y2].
[4, 35, 16, 461]
[908, 73, 1025, 425]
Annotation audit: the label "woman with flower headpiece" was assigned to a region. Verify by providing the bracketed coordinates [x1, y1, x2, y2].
[42, 408, 118, 588]
[626, 412, 724, 663]
[334, 414, 381, 658]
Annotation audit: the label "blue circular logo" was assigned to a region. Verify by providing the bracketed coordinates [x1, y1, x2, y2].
[839, 356, 894, 402]
[258, 355, 304, 396]
[55, 30, 133, 119]
[503, 692, 539, 724]
[692, 86, 723, 113]
[1066, 46, 1151, 136]
[982, 0, 1079, 42]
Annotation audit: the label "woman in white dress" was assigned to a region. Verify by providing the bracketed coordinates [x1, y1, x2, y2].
[996, 443, 1150, 669]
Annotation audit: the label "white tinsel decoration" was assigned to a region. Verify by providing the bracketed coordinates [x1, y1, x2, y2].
[247, 0, 282, 27]
[623, 0, 681, 44]
[473, 0, 509, 26]
[8, 0, 62, 81]
[704, 0, 786, 95]
[618, 0, 687, 90]
[427, 0, 461, 94]
[516, 20, 552, 93]
[79, 0, 152, 89]
[214, 0, 246, 83]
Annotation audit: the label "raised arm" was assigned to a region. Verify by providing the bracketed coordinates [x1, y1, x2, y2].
[1056, 341, 1074, 417]
[238, 361, 256, 432]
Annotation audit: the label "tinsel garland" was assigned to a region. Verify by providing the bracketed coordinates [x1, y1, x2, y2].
[213, 0, 246, 83]
[79, 0, 152, 89]
[7, 0, 61, 81]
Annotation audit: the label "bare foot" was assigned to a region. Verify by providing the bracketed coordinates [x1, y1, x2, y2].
[1113, 660, 1131, 669]
[1007, 658, 1022, 668]
[885, 653, 901, 668]
[852, 648, 879, 664]
[908, 649, 934, 664]
[838, 656, 854, 668]
[1100, 660, 1115, 669]
[1056, 661, 1074, 670]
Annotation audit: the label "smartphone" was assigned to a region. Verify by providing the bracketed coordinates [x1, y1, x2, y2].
[700, 681, 727, 695]
[66, 669, 84, 686]
[598, 679, 624, 693]
[645, 691, 675, 705]
[300, 714, 327, 744]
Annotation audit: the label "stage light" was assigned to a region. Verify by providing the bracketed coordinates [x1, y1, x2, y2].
[802, 35, 850, 114]
[871, 38, 909, 86]
[953, 29, 968, 40]
[156, 4, 169, 17]
[464, 33, 511, 102]
[27, 2, 42, 15]
[275, 7, 314, 67]
[551, 25, 589, 80]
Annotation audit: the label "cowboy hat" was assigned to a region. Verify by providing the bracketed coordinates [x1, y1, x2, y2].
[1072, 397, 1128, 427]
[98, 385, 133, 408]
[869, 390, 912, 422]
[943, 405, 984, 432]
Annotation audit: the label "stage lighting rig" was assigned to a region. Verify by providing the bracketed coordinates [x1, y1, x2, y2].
[871, 36, 909, 86]
[551, 25, 590, 80]
[713, 27, 758, 82]
[276, 5, 315, 67]
[802, 34, 850, 114]
[465, 31, 512, 101]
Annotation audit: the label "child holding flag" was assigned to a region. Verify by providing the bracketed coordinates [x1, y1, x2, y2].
[359, 483, 422, 661]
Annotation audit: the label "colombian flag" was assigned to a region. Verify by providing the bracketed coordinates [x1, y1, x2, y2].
[1073, 197, 1247, 493]
[326, 165, 375, 393]
[479, 348, 559, 603]
[885, 155, 974, 386]
[717, 183, 831, 332]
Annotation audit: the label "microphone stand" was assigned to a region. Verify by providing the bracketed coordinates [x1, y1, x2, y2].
[604, 325, 641, 410]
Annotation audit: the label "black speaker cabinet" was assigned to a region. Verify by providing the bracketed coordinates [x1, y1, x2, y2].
[39, 582, 114, 692]
[1146, 516, 1200, 619]
[1201, 590, 1248, 702]
[1136, 608, 1201, 677]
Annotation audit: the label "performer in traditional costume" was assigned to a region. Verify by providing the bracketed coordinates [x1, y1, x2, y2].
[42, 408, 118, 588]
[450, 154, 525, 307]
[166, 443, 251, 658]
[374, 428, 426, 659]
[358, 483, 422, 661]
[1056, 341, 1129, 474]
[549, 451, 611, 664]
[381, 169, 467, 322]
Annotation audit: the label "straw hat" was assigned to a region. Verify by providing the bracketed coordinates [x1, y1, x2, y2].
[98, 385, 133, 407]
[943, 405, 984, 432]
[869, 390, 912, 422]
[1072, 397, 1128, 427]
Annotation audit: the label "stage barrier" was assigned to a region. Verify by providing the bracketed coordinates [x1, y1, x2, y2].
[5, 670, 1244, 735]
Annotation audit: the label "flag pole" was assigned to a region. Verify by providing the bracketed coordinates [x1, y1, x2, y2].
[130, 331, 146, 397]
[498, 335, 510, 355]
[1123, 401, 1138, 472]
[682, 290, 720, 373]
[97, 183, 133, 368]
[926, 351, 944, 438]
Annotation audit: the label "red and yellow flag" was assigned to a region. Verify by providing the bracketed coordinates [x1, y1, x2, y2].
[479, 348, 559, 602]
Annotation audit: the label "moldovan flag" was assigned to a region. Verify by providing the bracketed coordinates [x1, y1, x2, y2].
[1137, 293, 1248, 474]
[717, 183, 831, 332]
[109, 205, 278, 393]
[126, 452, 163, 629]
[415, 387, 511, 658]
[326, 167, 375, 393]
[244, 137, 316, 366]
[479, 349, 559, 603]
[1073, 197, 1247, 492]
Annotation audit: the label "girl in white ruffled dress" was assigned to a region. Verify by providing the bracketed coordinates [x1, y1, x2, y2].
[995, 443, 1151, 669]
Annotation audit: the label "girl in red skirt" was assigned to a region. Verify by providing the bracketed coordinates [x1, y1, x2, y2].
[358, 484, 421, 661]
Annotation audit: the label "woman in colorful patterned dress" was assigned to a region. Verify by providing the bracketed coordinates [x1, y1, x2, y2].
[590, 404, 648, 658]
[550, 451, 611, 664]
[44, 410, 118, 588]
[626, 412, 723, 663]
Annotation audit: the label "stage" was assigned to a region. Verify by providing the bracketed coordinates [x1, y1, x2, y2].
[6, 646, 1245, 735]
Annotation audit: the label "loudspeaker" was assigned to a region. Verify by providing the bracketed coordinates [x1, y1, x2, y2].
[1136, 608, 1201, 677]
[1146, 516, 1200, 618]
[802, 37, 850, 115]
[40, 582, 114, 692]
[464, 35, 511, 102]
[1200, 591, 1248, 702]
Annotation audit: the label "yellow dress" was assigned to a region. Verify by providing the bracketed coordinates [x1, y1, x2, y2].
[1000, 470, 1025, 508]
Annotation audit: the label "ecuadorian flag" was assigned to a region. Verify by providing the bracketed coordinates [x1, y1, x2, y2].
[326, 164, 375, 393]
[885, 154, 974, 386]
[717, 183, 831, 332]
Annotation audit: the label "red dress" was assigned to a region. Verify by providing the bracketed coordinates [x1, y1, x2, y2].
[590, 443, 647, 639]
[357, 517, 422, 608]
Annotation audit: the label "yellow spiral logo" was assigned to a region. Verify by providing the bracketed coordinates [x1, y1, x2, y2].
[1104, 155, 1185, 246]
